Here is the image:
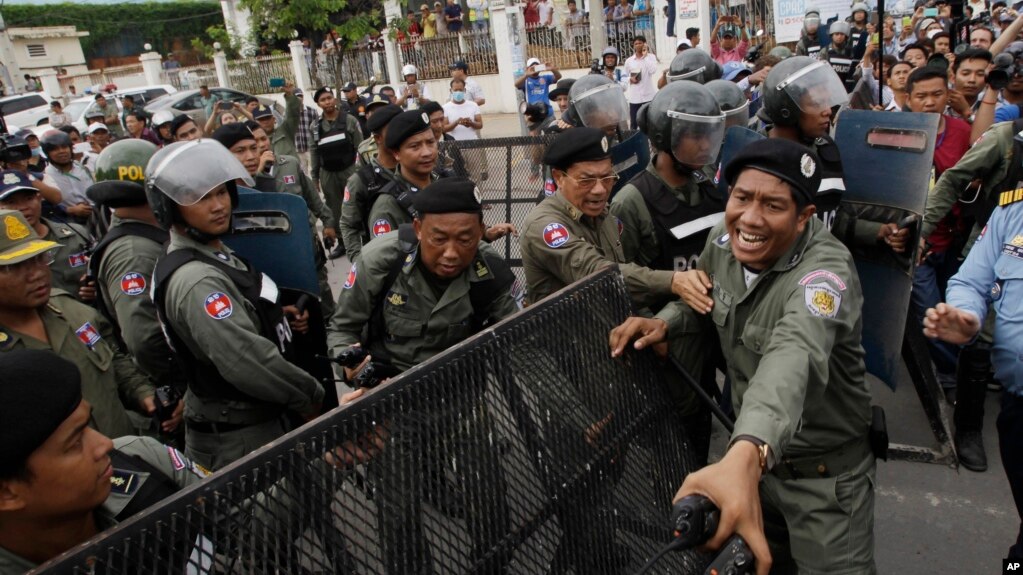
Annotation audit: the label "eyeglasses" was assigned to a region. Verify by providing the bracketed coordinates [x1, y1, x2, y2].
[0, 249, 56, 275]
[559, 171, 620, 191]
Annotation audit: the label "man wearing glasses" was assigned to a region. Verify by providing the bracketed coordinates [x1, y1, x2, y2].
[0, 183, 157, 439]
[521, 127, 693, 305]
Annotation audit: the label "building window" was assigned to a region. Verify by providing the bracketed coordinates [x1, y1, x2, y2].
[26, 44, 46, 58]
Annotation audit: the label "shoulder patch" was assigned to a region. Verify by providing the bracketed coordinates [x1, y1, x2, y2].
[109, 468, 141, 496]
[75, 322, 102, 348]
[998, 188, 1023, 207]
[343, 186, 351, 203]
[615, 216, 624, 237]
[343, 262, 357, 289]
[798, 269, 847, 291]
[544, 178, 557, 196]
[372, 219, 392, 237]
[804, 282, 842, 319]
[120, 272, 147, 296]
[167, 446, 186, 470]
[542, 222, 570, 248]
[204, 292, 233, 320]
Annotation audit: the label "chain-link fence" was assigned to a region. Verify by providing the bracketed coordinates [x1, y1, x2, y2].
[36, 267, 704, 575]
[225, 54, 296, 95]
[397, 30, 498, 80]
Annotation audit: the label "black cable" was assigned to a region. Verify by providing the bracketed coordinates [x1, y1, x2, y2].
[633, 539, 679, 575]
[666, 355, 735, 433]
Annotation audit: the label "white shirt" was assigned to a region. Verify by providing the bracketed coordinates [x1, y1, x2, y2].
[537, 0, 553, 26]
[398, 82, 431, 110]
[443, 100, 482, 140]
[623, 52, 659, 104]
[464, 77, 486, 105]
[44, 162, 95, 208]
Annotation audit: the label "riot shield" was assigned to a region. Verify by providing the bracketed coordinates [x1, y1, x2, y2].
[835, 110, 938, 390]
[715, 126, 765, 197]
[610, 130, 651, 197]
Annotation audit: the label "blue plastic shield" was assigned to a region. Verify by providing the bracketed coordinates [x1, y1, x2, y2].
[715, 126, 765, 197]
[835, 110, 939, 389]
[610, 131, 651, 197]
[223, 187, 319, 294]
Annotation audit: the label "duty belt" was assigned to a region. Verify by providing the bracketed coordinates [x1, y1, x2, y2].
[771, 437, 872, 480]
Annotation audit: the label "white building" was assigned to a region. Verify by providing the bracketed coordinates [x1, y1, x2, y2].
[8, 26, 89, 75]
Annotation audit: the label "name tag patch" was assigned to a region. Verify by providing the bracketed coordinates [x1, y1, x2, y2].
[283, 174, 297, 184]
[75, 322, 101, 348]
[68, 252, 88, 268]
[1003, 235, 1023, 259]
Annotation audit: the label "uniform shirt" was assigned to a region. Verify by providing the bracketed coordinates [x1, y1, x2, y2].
[656, 217, 872, 459]
[96, 216, 176, 385]
[0, 436, 206, 575]
[0, 290, 153, 438]
[623, 53, 660, 104]
[341, 156, 396, 263]
[946, 199, 1023, 395]
[45, 161, 95, 209]
[311, 111, 363, 177]
[43, 218, 92, 297]
[342, 96, 370, 137]
[520, 191, 675, 306]
[271, 92, 307, 162]
[161, 232, 325, 418]
[365, 167, 439, 240]
[327, 231, 519, 370]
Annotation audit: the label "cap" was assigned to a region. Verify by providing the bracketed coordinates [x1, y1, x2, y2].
[548, 78, 576, 99]
[87, 122, 109, 135]
[341, 81, 357, 92]
[723, 138, 822, 207]
[421, 3, 429, 9]
[0, 170, 38, 201]
[917, 17, 937, 30]
[211, 122, 256, 149]
[449, 59, 469, 71]
[722, 61, 752, 81]
[169, 114, 194, 135]
[385, 110, 433, 150]
[252, 105, 273, 120]
[412, 177, 483, 215]
[313, 86, 333, 103]
[527, 57, 541, 67]
[0, 209, 59, 265]
[367, 104, 403, 134]
[0, 350, 83, 472]
[294, 88, 304, 97]
[543, 127, 611, 171]
[366, 94, 390, 111]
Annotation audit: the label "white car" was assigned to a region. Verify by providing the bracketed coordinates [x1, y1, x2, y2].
[0, 92, 53, 130]
[30, 84, 177, 136]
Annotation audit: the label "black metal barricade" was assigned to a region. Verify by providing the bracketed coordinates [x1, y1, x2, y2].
[35, 267, 702, 575]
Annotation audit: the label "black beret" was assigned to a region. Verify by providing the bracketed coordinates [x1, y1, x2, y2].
[0, 349, 82, 470]
[385, 110, 433, 150]
[412, 177, 483, 215]
[723, 138, 822, 206]
[86, 180, 147, 207]
[244, 119, 260, 132]
[211, 122, 256, 150]
[169, 114, 195, 135]
[313, 86, 333, 103]
[543, 127, 611, 171]
[367, 104, 403, 134]
[420, 100, 444, 117]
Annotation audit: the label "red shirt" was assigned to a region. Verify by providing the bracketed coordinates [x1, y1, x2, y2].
[927, 115, 972, 253]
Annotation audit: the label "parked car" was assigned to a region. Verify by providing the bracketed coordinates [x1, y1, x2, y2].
[144, 87, 281, 126]
[0, 92, 53, 128]
[30, 85, 178, 136]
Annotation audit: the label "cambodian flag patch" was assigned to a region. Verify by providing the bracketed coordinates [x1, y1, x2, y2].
[372, 219, 392, 237]
[204, 292, 233, 320]
[544, 178, 557, 197]
[68, 252, 88, 268]
[343, 263, 357, 289]
[542, 222, 569, 248]
[615, 217, 624, 236]
[120, 272, 146, 296]
[75, 322, 101, 348]
[343, 187, 351, 203]
[283, 174, 296, 184]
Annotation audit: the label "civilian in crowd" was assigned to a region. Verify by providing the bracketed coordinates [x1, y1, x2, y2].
[197, 85, 220, 120]
[971, 26, 994, 50]
[624, 36, 659, 129]
[41, 131, 94, 226]
[91, 94, 123, 140]
[48, 102, 70, 129]
[687, 26, 701, 48]
[710, 14, 749, 65]
[293, 88, 321, 173]
[124, 113, 162, 147]
[443, 78, 485, 182]
[886, 60, 913, 111]
[170, 114, 202, 142]
[445, 0, 464, 33]
[435, 1, 448, 34]
[421, 3, 438, 38]
[903, 43, 929, 68]
[515, 58, 562, 118]
[947, 48, 992, 125]
[450, 60, 486, 106]
[119, 95, 149, 131]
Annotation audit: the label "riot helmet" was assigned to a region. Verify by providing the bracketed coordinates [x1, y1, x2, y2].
[0, 135, 32, 164]
[768, 45, 793, 59]
[760, 57, 849, 127]
[601, 46, 620, 68]
[667, 48, 723, 84]
[803, 7, 821, 34]
[637, 81, 725, 168]
[145, 139, 253, 235]
[705, 80, 750, 129]
[569, 74, 629, 137]
[829, 20, 851, 39]
[850, 2, 869, 20]
[39, 129, 73, 157]
[94, 139, 158, 184]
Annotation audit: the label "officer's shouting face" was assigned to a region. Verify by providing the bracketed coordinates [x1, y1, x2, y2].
[395, 130, 438, 179]
[0, 402, 114, 523]
[725, 168, 815, 271]
[177, 184, 233, 237]
[0, 189, 42, 227]
[554, 158, 616, 218]
[414, 212, 483, 279]
[227, 137, 261, 176]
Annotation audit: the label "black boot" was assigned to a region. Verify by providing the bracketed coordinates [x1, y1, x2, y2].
[954, 342, 990, 472]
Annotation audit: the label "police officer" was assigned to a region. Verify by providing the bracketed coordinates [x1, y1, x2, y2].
[340, 104, 402, 263]
[254, 83, 309, 163]
[660, 47, 722, 87]
[0, 350, 207, 574]
[567, 74, 630, 142]
[795, 6, 823, 58]
[312, 86, 364, 258]
[326, 177, 517, 574]
[0, 205, 155, 439]
[146, 140, 324, 470]
[610, 138, 876, 574]
[923, 191, 1023, 560]
[0, 168, 94, 300]
[339, 81, 370, 137]
[356, 94, 393, 166]
[521, 127, 694, 306]
[821, 21, 857, 92]
[706, 79, 752, 130]
[212, 123, 338, 320]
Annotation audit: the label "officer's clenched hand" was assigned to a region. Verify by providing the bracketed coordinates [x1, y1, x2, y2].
[77, 274, 97, 303]
[609, 317, 668, 357]
[923, 302, 981, 345]
[674, 441, 772, 575]
[322, 227, 337, 241]
[67, 203, 92, 218]
[878, 223, 908, 253]
[282, 305, 310, 334]
[259, 150, 275, 174]
[163, 401, 184, 433]
[484, 223, 518, 242]
[671, 270, 713, 313]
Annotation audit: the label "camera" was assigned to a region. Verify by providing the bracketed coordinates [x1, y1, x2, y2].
[988, 52, 1021, 91]
[153, 385, 182, 424]
[590, 58, 603, 75]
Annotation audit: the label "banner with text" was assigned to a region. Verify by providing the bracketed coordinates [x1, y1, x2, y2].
[774, 0, 852, 43]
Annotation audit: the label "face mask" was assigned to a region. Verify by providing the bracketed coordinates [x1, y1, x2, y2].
[31, 148, 41, 157]
[452, 91, 466, 103]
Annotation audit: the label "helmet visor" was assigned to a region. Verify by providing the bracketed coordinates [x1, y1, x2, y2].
[804, 15, 821, 30]
[146, 140, 254, 206]
[667, 109, 726, 166]
[723, 100, 750, 129]
[777, 61, 849, 115]
[667, 66, 707, 83]
[572, 83, 629, 135]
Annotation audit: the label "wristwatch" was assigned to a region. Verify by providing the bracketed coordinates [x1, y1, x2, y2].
[733, 435, 772, 473]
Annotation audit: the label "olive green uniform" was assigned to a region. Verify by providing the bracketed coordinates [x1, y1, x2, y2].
[43, 218, 92, 298]
[520, 192, 675, 306]
[357, 135, 378, 166]
[313, 112, 364, 236]
[340, 156, 395, 263]
[0, 435, 207, 575]
[270, 92, 309, 162]
[0, 290, 153, 438]
[95, 216, 179, 386]
[365, 168, 439, 244]
[160, 232, 325, 470]
[655, 217, 875, 573]
[255, 153, 337, 318]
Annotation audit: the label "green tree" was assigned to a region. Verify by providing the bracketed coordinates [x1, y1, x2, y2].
[238, 0, 382, 45]
[190, 24, 245, 59]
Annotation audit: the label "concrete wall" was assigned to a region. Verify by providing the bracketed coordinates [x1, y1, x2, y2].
[11, 35, 87, 72]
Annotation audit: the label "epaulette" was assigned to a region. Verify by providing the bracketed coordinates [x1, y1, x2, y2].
[999, 187, 1023, 207]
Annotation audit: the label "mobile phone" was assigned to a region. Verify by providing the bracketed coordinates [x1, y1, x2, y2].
[902, 15, 912, 27]
[924, 7, 938, 17]
[269, 77, 285, 88]
[219, 101, 233, 110]
[534, 64, 547, 72]
[871, 32, 879, 44]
